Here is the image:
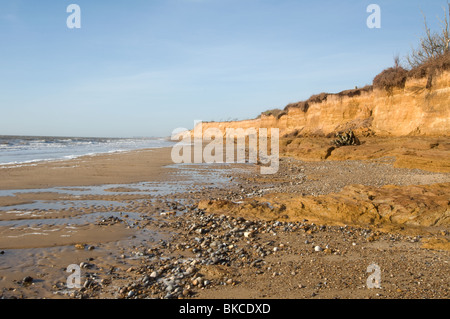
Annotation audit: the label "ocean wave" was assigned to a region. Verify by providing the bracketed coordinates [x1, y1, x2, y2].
[0, 136, 175, 166]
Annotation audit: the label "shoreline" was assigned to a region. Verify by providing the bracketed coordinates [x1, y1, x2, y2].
[0, 147, 164, 168]
[0, 147, 176, 190]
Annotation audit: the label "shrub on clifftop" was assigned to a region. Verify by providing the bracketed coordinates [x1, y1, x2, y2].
[373, 61, 408, 91]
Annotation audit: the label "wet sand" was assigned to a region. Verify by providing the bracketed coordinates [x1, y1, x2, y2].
[0, 147, 175, 190]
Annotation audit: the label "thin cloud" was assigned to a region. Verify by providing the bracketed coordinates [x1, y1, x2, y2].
[1, 13, 17, 22]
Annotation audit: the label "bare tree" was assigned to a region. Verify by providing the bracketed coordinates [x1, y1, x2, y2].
[406, 2, 450, 68]
[393, 54, 401, 69]
[441, 1, 450, 50]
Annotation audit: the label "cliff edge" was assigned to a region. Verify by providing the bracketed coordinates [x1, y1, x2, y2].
[198, 70, 449, 137]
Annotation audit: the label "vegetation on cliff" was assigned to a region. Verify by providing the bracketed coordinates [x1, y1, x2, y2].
[375, 4, 450, 91]
[260, 4, 450, 117]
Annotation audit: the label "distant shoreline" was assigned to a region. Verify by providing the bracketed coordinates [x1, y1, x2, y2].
[0, 147, 175, 190]
[0, 135, 174, 166]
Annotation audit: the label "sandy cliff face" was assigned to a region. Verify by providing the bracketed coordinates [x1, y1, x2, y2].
[197, 71, 450, 137]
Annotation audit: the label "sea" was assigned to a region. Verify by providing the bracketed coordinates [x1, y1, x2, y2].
[0, 135, 175, 166]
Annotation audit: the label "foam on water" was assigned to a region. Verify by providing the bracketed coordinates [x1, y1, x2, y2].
[0, 135, 175, 165]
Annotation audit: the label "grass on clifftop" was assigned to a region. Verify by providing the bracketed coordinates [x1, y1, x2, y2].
[258, 5, 450, 117]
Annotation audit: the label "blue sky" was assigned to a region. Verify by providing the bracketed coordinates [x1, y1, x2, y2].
[0, 0, 448, 137]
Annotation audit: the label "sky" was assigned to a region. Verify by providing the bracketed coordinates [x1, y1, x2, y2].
[0, 0, 448, 138]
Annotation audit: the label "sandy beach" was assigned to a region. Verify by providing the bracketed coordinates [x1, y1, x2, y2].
[0, 138, 448, 299]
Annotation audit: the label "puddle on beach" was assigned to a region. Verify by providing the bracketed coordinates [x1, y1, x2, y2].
[0, 211, 142, 227]
[0, 163, 240, 198]
[0, 200, 127, 212]
[0, 162, 241, 230]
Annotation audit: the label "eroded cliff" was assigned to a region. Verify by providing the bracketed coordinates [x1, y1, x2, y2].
[197, 71, 449, 137]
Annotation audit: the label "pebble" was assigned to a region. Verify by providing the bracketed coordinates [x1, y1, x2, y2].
[84, 279, 92, 288]
[75, 244, 85, 250]
[182, 289, 191, 296]
[22, 276, 33, 285]
[185, 267, 194, 275]
[166, 285, 174, 292]
[192, 277, 202, 286]
[314, 246, 323, 252]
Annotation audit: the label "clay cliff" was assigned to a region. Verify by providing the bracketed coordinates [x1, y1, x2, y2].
[196, 70, 450, 137]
